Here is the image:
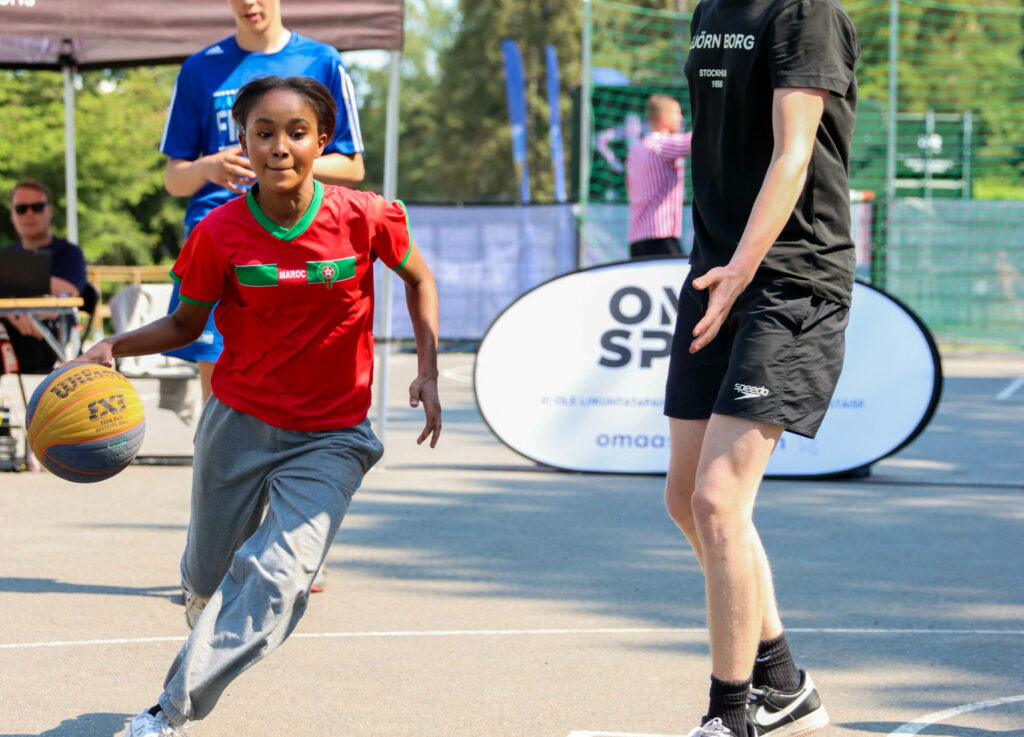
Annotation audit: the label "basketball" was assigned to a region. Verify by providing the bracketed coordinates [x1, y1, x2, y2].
[26, 363, 146, 483]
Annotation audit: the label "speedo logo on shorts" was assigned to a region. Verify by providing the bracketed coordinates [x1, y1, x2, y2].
[734, 383, 770, 400]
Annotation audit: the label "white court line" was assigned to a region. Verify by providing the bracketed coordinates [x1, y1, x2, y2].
[996, 376, 1024, 401]
[568, 731, 684, 737]
[888, 693, 1024, 736]
[0, 635, 186, 650]
[3, 625, 1024, 651]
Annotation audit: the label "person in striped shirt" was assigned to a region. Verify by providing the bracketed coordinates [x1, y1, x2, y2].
[625, 95, 693, 258]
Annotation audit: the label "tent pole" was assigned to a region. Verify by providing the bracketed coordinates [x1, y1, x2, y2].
[377, 49, 402, 462]
[62, 64, 79, 244]
[578, 0, 592, 268]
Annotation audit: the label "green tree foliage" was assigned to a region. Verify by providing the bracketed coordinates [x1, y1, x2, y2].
[347, 0, 461, 199]
[428, 0, 582, 202]
[352, 0, 583, 203]
[591, 0, 689, 87]
[0, 67, 184, 264]
[0, 71, 71, 245]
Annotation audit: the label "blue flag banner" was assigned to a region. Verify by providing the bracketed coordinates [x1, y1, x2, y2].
[501, 39, 531, 205]
[546, 45, 567, 203]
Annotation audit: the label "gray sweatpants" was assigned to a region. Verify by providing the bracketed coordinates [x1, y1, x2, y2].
[157, 397, 383, 725]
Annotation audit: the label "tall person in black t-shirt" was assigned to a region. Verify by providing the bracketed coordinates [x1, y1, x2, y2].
[662, 2, 859, 736]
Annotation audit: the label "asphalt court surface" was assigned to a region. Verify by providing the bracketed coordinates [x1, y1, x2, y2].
[1, 352, 1022, 737]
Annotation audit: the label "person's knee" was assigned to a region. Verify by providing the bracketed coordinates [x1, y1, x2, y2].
[690, 481, 747, 545]
[666, 417, 706, 533]
[665, 481, 696, 534]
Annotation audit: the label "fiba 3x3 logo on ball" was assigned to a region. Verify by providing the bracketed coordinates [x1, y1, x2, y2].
[26, 363, 146, 483]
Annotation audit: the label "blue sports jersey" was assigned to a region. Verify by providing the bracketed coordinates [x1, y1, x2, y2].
[160, 32, 363, 230]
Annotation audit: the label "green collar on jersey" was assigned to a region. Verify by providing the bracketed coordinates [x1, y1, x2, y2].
[246, 180, 324, 241]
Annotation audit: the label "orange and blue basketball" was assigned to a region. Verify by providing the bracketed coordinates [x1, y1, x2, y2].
[26, 363, 145, 483]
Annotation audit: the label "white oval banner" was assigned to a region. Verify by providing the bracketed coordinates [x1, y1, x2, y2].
[474, 258, 942, 477]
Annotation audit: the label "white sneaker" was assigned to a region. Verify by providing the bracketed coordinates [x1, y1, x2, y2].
[123, 709, 185, 737]
[182, 585, 208, 631]
[687, 718, 744, 737]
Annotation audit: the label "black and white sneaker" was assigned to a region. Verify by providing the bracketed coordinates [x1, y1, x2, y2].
[747, 670, 829, 737]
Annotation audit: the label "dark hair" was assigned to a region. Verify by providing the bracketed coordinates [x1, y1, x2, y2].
[232, 76, 337, 143]
[10, 179, 53, 205]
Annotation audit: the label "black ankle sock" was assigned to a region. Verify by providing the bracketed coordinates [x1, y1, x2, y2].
[703, 675, 751, 736]
[753, 632, 801, 692]
[147, 705, 162, 717]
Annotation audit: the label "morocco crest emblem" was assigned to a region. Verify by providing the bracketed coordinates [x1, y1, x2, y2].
[318, 262, 336, 289]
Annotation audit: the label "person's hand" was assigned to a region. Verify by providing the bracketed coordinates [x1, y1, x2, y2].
[62, 339, 115, 368]
[204, 147, 256, 194]
[689, 265, 750, 353]
[409, 374, 442, 448]
[7, 312, 42, 339]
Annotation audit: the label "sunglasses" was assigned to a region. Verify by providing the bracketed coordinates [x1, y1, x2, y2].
[13, 202, 48, 215]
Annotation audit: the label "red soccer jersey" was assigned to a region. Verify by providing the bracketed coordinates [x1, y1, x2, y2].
[171, 181, 411, 431]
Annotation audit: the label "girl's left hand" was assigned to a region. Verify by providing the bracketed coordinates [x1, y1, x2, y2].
[60, 339, 115, 368]
[409, 375, 442, 448]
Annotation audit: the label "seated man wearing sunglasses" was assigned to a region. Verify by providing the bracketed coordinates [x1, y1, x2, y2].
[2, 179, 88, 374]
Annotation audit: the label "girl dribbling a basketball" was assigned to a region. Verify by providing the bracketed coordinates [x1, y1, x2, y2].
[76, 76, 441, 737]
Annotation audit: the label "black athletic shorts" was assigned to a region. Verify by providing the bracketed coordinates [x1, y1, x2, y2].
[664, 273, 850, 438]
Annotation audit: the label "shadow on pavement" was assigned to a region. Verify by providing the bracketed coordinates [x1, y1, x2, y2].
[327, 387, 1024, 713]
[1, 711, 127, 737]
[843, 722, 1023, 736]
[0, 577, 179, 601]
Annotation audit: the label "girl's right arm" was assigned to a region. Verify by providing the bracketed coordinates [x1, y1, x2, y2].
[394, 241, 442, 448]
[74, 301, 212, 368]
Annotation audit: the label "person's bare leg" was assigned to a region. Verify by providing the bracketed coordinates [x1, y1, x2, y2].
[690, 413, 782, 682]
[197, 361, 215, 404]
[665, 418, 708, 567]
[666, 417, 784, 650]
[754, 535, 784, 643]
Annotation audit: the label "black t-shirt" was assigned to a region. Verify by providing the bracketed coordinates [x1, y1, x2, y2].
[684, 0, 860, 305]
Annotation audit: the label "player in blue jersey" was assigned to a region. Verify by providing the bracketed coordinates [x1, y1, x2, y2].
[159, 0, 365, 401]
